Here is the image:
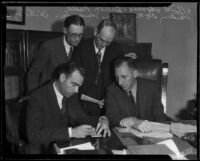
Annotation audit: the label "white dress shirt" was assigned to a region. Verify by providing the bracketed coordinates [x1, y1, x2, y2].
[63, 36, 73, 57]
[53, 82, 72, 137]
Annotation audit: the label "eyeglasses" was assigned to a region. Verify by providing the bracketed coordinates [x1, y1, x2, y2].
[67, 31, 83, 39]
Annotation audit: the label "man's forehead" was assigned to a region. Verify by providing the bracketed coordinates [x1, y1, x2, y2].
[68, 24, 84, 32]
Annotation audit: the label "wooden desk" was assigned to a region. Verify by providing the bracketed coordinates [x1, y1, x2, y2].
[52, 120, 197, 159]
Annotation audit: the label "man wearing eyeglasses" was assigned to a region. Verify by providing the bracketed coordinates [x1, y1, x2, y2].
[72, 19, 125, 117]
[27, 15, 85, 93]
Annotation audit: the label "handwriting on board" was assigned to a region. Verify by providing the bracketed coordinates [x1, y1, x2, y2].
[25, 4, 193, 23]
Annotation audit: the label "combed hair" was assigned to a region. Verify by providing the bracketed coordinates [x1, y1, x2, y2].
[97, 19, 117, 33]
[114, 56, 136, 69]
[64, 15, 85, 29]
[52, 62, 85, 80]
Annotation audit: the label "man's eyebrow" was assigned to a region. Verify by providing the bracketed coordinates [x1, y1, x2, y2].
[72, 82, 81, 87]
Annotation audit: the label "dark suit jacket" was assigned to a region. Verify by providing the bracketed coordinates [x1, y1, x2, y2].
[26, 81, 99, 153]
[72, 37, 124, 99]
[105, 78, 171, 127]
[27, 36, 72, 93]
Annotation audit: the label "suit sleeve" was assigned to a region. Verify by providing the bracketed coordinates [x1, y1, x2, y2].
[27, 44, 50, 93]
[27, 93, 69, 145]
[105, 86, 124, 127]
[68, 95, 99, 127]
[152, 84, 172, 121]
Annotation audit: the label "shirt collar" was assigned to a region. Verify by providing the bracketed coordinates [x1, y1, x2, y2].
[53, 82, 64, 109]
[94, 39, 105, 54]
[63, 35, 71, 50]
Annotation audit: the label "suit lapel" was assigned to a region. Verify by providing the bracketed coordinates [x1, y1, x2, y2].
[137, 79, 147, 119]
[46, 82, 63, 117]
[88, 38, 100, 73]
[54, 37, 69, 63]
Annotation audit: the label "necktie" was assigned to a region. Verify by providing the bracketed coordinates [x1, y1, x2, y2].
[129, 91, 137, 115]
[95, 49, 102, 85]
[68, 46, 73, 59]
[96, 49, 101, 65]
[61, 96, 67, 114]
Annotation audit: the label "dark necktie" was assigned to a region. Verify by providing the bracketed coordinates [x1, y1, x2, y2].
[68, 46, 73, 59]
[129, 91, 137, 115]
[61, 96, 67, 114]
[95, 49, 102, 85]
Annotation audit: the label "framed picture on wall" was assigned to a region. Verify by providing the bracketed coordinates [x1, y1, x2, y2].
[110, 13, 136, 42]
[7, 6, 25, 25]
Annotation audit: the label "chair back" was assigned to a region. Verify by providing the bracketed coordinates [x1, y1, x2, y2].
[134, 59, 168, 113]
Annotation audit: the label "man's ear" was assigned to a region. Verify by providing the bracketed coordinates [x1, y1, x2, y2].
[60, 73, 66, 82]
[63, 27, 67, 34]
[133, 70, 138, 78]
[94, 28, 98, 36]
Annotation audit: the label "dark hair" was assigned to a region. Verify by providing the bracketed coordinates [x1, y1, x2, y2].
[64, 15, 85, 29]
[52, 62, 85, 80]
[114, 56, 136, 70]
[97, 19, 117, 34]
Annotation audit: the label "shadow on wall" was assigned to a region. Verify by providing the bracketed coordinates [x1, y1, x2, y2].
[51, 20, 94, 39]
[175, 94, 197, 120]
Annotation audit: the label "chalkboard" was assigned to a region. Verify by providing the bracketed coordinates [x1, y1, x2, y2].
[16, 4, 194, 38]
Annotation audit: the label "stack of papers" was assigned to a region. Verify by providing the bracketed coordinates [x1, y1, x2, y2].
[56, 142, 95, 154]
[170, 123, 197, 138]
[115, 122, 173, 139]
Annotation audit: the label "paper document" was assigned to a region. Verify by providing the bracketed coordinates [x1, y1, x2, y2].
[157, 139, 186, 159]
[81, 94, 103, 108]
[112, 149, 127, 155]
[57, 142, 95, 154]
[171, 123, 197, 138]
[115, 121, 172, 138]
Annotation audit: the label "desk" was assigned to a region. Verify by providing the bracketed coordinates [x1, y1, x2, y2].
[52, 120, 197, 159]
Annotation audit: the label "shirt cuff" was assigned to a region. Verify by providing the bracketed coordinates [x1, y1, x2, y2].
[68, 127, 72, 138]
[99, 115, 107, 122]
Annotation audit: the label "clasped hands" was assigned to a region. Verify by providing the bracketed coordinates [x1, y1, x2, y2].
[71, 116, 111, 138]
[120, 117, 153, 133]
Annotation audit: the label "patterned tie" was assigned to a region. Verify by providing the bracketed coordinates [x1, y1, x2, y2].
[96, 49, 101, 65]
[95, 49, 101, 84]
[68, 46, 73, 59]
[61, 96, 67, 114]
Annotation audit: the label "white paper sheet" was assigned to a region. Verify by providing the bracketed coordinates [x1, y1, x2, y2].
[157, 139, 187, 159]
[58, 142, 95, 154]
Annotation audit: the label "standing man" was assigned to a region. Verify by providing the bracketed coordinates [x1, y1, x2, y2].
[27, 15, 85, 93]
[27, 62, 111, 154]
[105, 56, 172, 132]
[72, 19, 124, 116]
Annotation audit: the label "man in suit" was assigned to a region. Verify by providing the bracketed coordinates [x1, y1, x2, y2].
[27, 15, 85, 93]
[27, 62, 111, 154]
[72, 19, 124, 116]
[105, 56, 171, 132]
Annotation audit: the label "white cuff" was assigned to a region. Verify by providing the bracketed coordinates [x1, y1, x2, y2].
[68, 127, 72, 138]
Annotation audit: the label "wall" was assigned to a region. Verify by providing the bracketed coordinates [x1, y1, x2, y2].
[6, 3, 197, 119]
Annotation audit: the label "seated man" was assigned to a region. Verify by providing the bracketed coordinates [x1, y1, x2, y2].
[105, 56, 171, 133]
[27, 62, 111, 154]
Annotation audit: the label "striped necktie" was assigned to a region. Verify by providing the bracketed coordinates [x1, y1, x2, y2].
[95, 49, 102, 84]
[61, 96, 67, 114]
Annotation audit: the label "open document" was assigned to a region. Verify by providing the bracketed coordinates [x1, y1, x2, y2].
[115, 122, 173, 139]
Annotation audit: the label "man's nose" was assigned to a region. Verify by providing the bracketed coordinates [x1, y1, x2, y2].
[74, 87, 79, 93]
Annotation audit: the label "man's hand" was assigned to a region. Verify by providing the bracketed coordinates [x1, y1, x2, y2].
[71, 125, 93, 138]
[120, 117, 152, 133]
[125, 53, 137, 59]
[97, 99, 104, 109]
[95, 116, 111, 137]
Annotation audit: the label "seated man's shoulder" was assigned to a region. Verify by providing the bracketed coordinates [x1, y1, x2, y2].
[107, 82, 121, 92]
[30, 83, 51, 99]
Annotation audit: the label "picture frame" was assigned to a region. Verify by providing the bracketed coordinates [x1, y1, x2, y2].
[110, 13, 136, 42]
[7, 6, 25, 25]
